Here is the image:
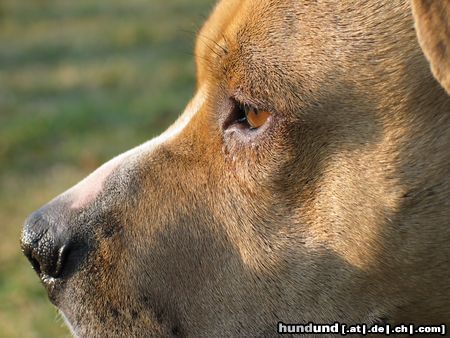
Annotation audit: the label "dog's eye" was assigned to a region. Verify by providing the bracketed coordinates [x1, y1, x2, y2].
[233, 101, 271, 130]
[245, 106, 271, 129]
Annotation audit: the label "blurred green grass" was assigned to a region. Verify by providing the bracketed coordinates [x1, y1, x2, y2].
[0, 0, 213, 336]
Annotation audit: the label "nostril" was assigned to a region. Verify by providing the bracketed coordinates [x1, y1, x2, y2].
[21, 227, 46, 275]
[22, 205, 92, 283]
[21, 242, 41, 274]
[26, 233, 71, 279]
[31, 257, 42, 274]
[54, 244, 70, 277]
[21, 212, 72, 279]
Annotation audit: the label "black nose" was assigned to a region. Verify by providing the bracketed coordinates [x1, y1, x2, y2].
[21, 210, 70, 279]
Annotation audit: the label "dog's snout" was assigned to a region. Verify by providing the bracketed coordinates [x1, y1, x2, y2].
[21, 210, 71, 279]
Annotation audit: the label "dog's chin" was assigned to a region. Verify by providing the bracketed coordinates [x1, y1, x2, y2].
[59, 310, 113, 338]
[52, 277, 173, 337]
[57, 306, 171, 338]
[58, 303, 107, 338]
[56, 302, 116, 338]
[60, 310, 80, 338]
[47, 283, 83, 337]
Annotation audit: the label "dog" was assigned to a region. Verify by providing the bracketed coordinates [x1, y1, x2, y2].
[21, 0, 450, 336]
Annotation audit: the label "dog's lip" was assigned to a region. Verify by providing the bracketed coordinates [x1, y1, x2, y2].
[40, 273, 65, 305]
[41, 273, 60, 284]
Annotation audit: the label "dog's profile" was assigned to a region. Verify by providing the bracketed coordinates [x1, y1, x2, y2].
[21, 0, 450, 336]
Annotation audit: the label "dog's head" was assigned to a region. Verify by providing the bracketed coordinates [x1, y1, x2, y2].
[21, 1, 450, 336]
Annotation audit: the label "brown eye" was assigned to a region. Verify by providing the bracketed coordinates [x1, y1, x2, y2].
[244, 106, 271, 129]
[224, 99, 272, 132]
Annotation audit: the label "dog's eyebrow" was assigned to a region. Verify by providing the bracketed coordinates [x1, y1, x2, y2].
[196, 34, 229, 66]
[208, 34, 229, 56]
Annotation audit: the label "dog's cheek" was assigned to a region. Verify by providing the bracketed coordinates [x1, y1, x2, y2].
[222, 122, 291, 187]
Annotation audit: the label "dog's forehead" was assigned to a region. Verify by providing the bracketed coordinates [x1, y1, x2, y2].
[194, 0, 344, 112]
[196, 0, 303, 61]
[196, 0, 411, 63]
[195, 0, 415, 112]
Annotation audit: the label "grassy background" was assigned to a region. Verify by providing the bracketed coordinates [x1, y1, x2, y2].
[0, 0, 213, 336]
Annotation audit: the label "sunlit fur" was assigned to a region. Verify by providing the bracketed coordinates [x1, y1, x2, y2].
[29, 0, 450, 336]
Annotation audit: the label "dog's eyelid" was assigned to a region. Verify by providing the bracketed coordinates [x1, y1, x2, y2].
[232, 92, 263, 111]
